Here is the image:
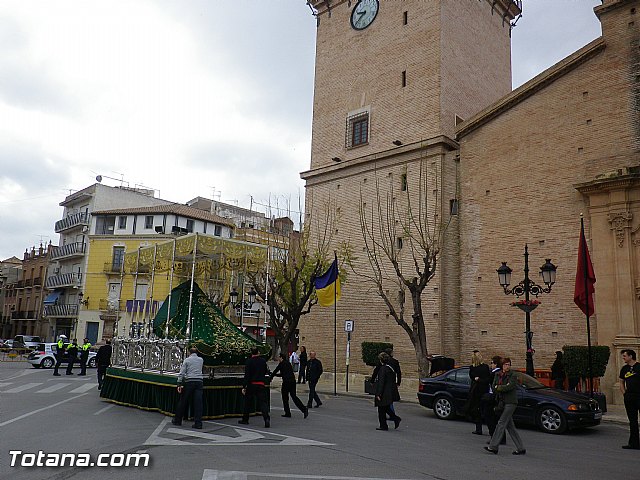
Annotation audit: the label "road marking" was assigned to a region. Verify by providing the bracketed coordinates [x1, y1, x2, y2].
[36, 383, 72, 393]
[0, 393, 90, 427]
[145, 417, 334, 447]
[202, 471, 417, 480]
[69, 383, 98, 393]
[94, 404, 115, 415]
[3, 382, 43, 393]
[0, 382, 13, 388]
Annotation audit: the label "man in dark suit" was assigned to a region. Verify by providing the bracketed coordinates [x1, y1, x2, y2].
[481, 355, 506, 444]
[306, 351, 323, 408]
[270, 353, 308, 418]
[65, 339, 79, 375]
[96, 339, 112, 390]
[239, 346, 271, 428]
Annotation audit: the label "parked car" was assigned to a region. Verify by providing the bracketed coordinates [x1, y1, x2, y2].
[0, 339, 16, 350]
[418, 366, 602, 434]
[13, 335, 42, 349]
[27, 343, 97, 369]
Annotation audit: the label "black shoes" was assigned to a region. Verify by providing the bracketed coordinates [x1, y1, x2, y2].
[281, 414, 292, 417]
[512, 450, 526, 455]
[484, 447, 498, 455]
[66, 372, 73, 375]
[394, 417, 402, 429]
[192, 424, 203, 429]
[78, 373, 86, 376]
[171, 420, 182, 426]
[264, 419, 270, 428]
[303, 407, 309, 419]
[53, 373, 61, 376]
[622, 445, 640, 450]
[315, 402, 322, 408]
[238, 420, 249, 425]
[472, 431, 483, 435]
[376, 427, 389, 431]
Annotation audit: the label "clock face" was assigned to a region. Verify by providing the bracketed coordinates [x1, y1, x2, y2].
[350, 0, 379, 31]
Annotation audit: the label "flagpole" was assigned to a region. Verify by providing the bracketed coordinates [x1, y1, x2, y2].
[581, 215, 594, 398]
[334, 250, 337, 397]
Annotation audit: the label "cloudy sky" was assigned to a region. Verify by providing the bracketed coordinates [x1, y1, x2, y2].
[0, 0, 603, 260]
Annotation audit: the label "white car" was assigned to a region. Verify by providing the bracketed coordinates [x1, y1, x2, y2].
[27, 343, 97, 369]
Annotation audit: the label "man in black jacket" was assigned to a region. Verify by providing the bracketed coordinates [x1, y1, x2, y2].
[65, 339, 79, 375]
[96, 340, 112, 390]
[306, 351, 323, 408]
[481, 355, 506, 444]
[270, 353, 308, 418]
[239, 346, 271, 428]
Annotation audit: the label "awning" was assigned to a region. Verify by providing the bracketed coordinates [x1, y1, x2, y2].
[44, 290, 62, 305]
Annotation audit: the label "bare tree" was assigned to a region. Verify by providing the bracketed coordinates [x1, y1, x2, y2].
[249, 204, 350, 355]
[358, 159, 450, 377]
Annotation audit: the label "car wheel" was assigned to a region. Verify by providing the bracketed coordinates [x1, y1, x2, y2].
[88, 357, 97, 368]
[433, 395, 455, 420]
[538, 406, 567, 434]
[41, 358, 54, 369]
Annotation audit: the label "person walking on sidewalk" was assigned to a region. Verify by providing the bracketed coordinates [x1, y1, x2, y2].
[481, 356, 506, 445]
[172, 347, 204, 429]
[620, 349, 640, 450]
[306, 351, 323, 408]
[78, 338, 92, 376]
[271, 353, 309, 419]
[298, 346, 308, 384]
[484, 358, 526, 455]
[374, 352, 401, 431]
[467, 350, 490, 435]
[239, 346, 271, 428]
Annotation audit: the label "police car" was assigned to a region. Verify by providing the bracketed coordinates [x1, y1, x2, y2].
[27, 342, 97, 369]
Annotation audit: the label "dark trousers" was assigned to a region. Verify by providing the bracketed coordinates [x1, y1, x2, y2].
[54, 354, 64, 375]
[281, 381, 306, 415]
[624, 393, 640, 448]
[307, 379, 322, 407]
[481, 393, 505, 443]
[377, 405, 400, 429]
[66, 357, 75, 374]
[174, 380, 203, 426]
[298, 364, 307, 383]
[97, 367, 107, 389]
[79, 353, 88, 375]
[242, 384, 270, 423]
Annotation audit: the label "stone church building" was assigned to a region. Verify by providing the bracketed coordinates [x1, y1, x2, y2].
[300, 0, 640, 404]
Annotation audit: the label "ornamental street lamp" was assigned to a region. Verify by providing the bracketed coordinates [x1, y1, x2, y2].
[496, 244, 557, 376]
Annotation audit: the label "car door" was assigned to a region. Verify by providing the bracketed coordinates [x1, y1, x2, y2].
[446, 368, 471, 413]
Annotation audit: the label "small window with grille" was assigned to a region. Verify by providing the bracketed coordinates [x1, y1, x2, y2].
[345, 112, 369, 148]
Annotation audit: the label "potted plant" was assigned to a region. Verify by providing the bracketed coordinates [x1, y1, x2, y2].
[361, 341, 393, 394]
[562, 345, 611, 411]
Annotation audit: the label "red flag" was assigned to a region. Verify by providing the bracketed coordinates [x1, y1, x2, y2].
[574, 220, 596, 316]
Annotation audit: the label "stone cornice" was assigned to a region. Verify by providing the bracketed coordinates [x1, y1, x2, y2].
[595, 0, 635, 18]
[456, 38, 606, 139]
[300, 135, 458, 184]
[574, 166, 640, 194]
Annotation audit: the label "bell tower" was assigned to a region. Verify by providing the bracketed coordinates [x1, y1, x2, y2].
[301, 0, 521, 374]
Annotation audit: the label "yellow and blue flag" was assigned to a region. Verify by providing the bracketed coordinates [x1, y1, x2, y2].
[314, 258, 341, 307]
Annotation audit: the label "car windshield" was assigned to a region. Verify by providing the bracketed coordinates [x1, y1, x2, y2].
[518, 373, 546, 389]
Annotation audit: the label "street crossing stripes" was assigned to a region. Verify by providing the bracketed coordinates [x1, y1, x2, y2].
[69, 383, 98, 394]
[4, 382, 43, 393]
[37, 383, 72, 393]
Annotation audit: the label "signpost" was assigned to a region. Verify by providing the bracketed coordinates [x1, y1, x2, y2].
[344, 320, 354, 392]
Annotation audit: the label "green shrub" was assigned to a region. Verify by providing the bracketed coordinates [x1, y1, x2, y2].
[562, 345, 611, 378]
[361, 341, 393, 367]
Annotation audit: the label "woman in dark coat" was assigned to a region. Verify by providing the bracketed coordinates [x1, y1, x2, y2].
[374, 352, 402, 431]
[468, 350, 491, 435]
[297, 346, 308, 384]
[551, 351, 565, 390]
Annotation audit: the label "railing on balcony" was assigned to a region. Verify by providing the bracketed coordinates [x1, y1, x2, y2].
[103, 263, 124, 274]
[16, 280, 24, 289]
[23, 278, 33, 287]
[43, 304, 79, 317]
[99, 299, 124, 311]
[32, 277, 42, 286]
[11, 310, 36, 320]
[45, 272, 82, 289]
[50, 242, 86, 260]
[55, 212, 89, 233]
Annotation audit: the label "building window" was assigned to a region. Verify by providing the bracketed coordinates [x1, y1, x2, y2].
[401, 173, 407, 191]
[403, 11, 408, 25]
[95, 216, 115, 235]
[186, 219, 194, 233]
[397, 237, 403, 249]
[145, 216, 154, 229]
[345, 112, 369, 148]
[214, 225, 222, 237]
[112, 247, 125, 271]
[118, 216, 127, 229]
[402, 70, 407, 87]
[450, 199, 459, 215]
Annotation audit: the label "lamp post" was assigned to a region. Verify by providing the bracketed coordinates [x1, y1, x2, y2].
[496, 244, 557, 377]
[229, 288, 240, 327]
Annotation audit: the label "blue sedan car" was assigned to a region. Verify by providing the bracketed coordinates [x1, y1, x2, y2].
[418, 367, 602, 434]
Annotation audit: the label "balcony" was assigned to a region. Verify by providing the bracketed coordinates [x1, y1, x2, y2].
[55, 212, 89, 233]
[99, 299, 123, 311]
[16, 280, 24, 289]
[43, 304, 79, 318]
[50, 242, 86, 260]
[11, 310, 36, 320]
[32, 277, 42, 286]
[103, 263, 124, 274]
[23, 278, 33, 287]
[45, 272, 82, 289]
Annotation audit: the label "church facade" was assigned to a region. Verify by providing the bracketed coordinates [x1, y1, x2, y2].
[301, 0, 640, 403]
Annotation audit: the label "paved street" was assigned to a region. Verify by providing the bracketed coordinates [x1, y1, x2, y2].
[0, 361, 637, 480]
